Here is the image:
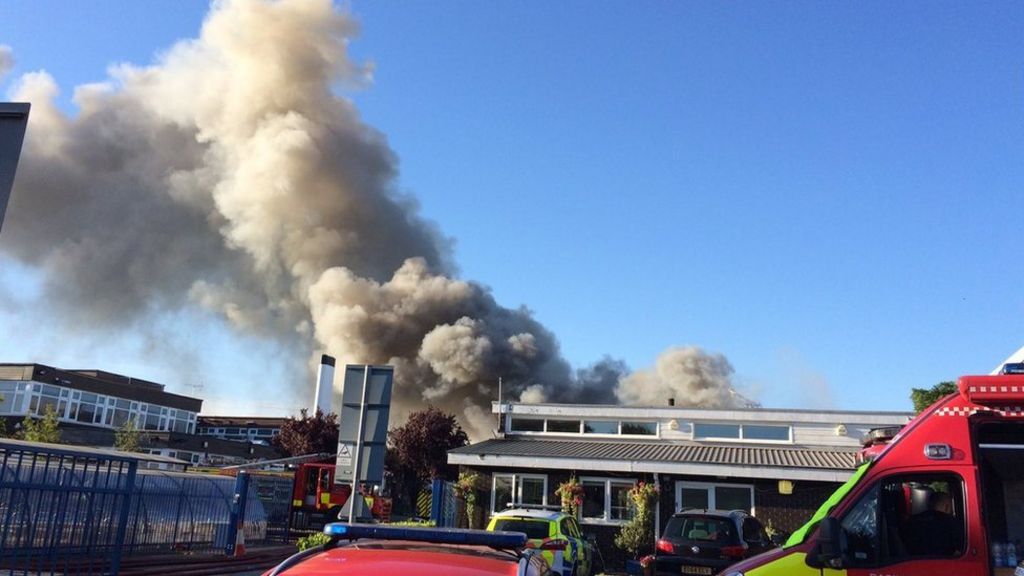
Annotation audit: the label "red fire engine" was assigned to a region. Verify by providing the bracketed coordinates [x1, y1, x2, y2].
[725, 363, 1024, 576]
[221, 454, 392, 531]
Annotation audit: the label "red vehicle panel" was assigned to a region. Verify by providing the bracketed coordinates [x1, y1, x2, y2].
[265, 544, 525, 576]
[725, 368, 1024, 576]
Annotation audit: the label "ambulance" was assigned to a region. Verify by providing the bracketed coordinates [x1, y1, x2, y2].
[723, 364, 1024, 576]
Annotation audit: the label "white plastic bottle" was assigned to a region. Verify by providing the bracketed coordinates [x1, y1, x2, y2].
[993, 541, 1005, 568]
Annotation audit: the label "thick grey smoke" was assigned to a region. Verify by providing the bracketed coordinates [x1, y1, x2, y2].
[2, 0, 752, 438]
[616, 346, 757, 408]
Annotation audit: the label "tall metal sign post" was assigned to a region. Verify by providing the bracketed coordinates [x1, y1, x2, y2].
[336, 364, 393, 522]
[0, 103, 30, 234]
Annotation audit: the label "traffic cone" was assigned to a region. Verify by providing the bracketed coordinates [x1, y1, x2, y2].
[234, 521, 246, 556]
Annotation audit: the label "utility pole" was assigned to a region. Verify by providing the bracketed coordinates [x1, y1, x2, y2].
[496, 377, 502, 432]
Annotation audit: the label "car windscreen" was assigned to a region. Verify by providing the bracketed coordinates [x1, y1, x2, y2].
[491, 519, 551, 540]
[663, 516, 737, 543]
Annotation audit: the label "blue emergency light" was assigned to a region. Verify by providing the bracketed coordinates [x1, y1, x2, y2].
[1001, 363, 1024, 375]
[323, 523, 528, 548]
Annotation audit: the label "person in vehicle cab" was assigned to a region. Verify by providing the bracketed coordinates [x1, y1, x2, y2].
[902, 490, 961, 557]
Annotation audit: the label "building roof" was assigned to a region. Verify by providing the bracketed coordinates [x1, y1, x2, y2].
[494, 401, 913, 425]
[198, 416, 289, 427]
[449, 437, 861, 483]
[0, 363, 202, 412]
[0, 437, 188, 466]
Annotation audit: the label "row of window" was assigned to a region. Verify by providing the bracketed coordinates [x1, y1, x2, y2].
[507, 416, 792, 443]
[509, 418, 659, 436]
[196, 426, 279, 438]
[0, 381, 197, 433]
[491, 473, 639, 523]
[491, 473, 758, 524]
[693, 423, 791, 442]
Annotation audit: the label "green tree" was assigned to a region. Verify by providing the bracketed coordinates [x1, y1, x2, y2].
[115, 418, 142, 452]
[910, 381, 957, 413]
[272, 409, 339, 457]
[21, 404, 62, 444]
[388, 407, 469, 516]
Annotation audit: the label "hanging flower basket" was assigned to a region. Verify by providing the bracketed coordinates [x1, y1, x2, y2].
[555, 476, 585, 518]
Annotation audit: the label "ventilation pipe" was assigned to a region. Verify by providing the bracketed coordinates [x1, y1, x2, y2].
[313, 354, 336, 415]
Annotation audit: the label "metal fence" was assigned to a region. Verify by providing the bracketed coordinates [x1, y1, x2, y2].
[0, 439, 292, 575]
[0, 440, 137, 575]
[430, 479, 458, 527]
[247, 473, 293, 543]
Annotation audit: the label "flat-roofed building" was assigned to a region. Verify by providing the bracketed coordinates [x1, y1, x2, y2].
[0, 363, 201, 433]
[197, 415, 288, 443]
[449, 401, 912, 567]
[0, 363, 280, 466]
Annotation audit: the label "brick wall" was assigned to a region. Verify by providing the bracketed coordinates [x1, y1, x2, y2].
[751, 479, 840, 537]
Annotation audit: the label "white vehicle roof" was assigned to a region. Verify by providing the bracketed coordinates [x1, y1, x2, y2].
[492, 508, 565, 521]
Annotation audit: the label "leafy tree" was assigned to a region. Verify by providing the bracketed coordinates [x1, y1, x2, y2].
[114, 418, 142, 453]
[910, 381, 957, 413]
[388, 407, 469, 516]
[272, 409, 339, 457]
[21, 404, 61, 444]
[389, 406, 469, 481]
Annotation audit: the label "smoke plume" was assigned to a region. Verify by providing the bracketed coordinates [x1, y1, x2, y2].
[1, 0, 753, 438]
[616, 346, 756, 409]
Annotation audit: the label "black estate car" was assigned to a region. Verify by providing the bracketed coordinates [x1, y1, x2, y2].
[653, 509, 776, 576]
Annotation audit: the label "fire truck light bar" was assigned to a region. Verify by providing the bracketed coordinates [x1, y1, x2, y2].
[959, 374, 1024, 406]
[1002, 363, 1024, 375]
[323, 523, 528, 548]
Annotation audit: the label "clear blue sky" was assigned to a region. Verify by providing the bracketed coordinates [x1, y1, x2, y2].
[2, 1, 1022, 414]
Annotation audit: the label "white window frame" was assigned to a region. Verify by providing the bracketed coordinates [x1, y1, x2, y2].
[580, 476, 637, 525]
[676, 481, 755, 514]
[490, 473, 548, 513]
[692, 422, 792, 444]
[508, 416, 660, 439]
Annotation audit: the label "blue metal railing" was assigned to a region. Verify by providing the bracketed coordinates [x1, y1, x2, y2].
[0, 440, 293, 575]
[0, 441, 137, 575]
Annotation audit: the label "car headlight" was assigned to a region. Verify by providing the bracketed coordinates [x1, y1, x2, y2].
[723, 572, 744, 576]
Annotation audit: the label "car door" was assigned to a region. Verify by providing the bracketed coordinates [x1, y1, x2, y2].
[742, 517, 772, 556]
[564, 516, 590, 576]
[835, 471, 984, 576]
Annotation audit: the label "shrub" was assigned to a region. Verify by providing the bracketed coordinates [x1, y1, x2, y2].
[614, 481, 659, 558]
[296, 532, 332, 551]
[454, 471, 486, 528]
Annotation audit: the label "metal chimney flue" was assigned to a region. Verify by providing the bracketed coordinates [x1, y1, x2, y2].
[313, 354, 336, 415]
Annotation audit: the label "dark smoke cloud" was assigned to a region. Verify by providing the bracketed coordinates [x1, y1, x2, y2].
[2, 0, 753, 438]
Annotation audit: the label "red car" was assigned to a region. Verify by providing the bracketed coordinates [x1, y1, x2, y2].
[263, 524, 553, 576]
